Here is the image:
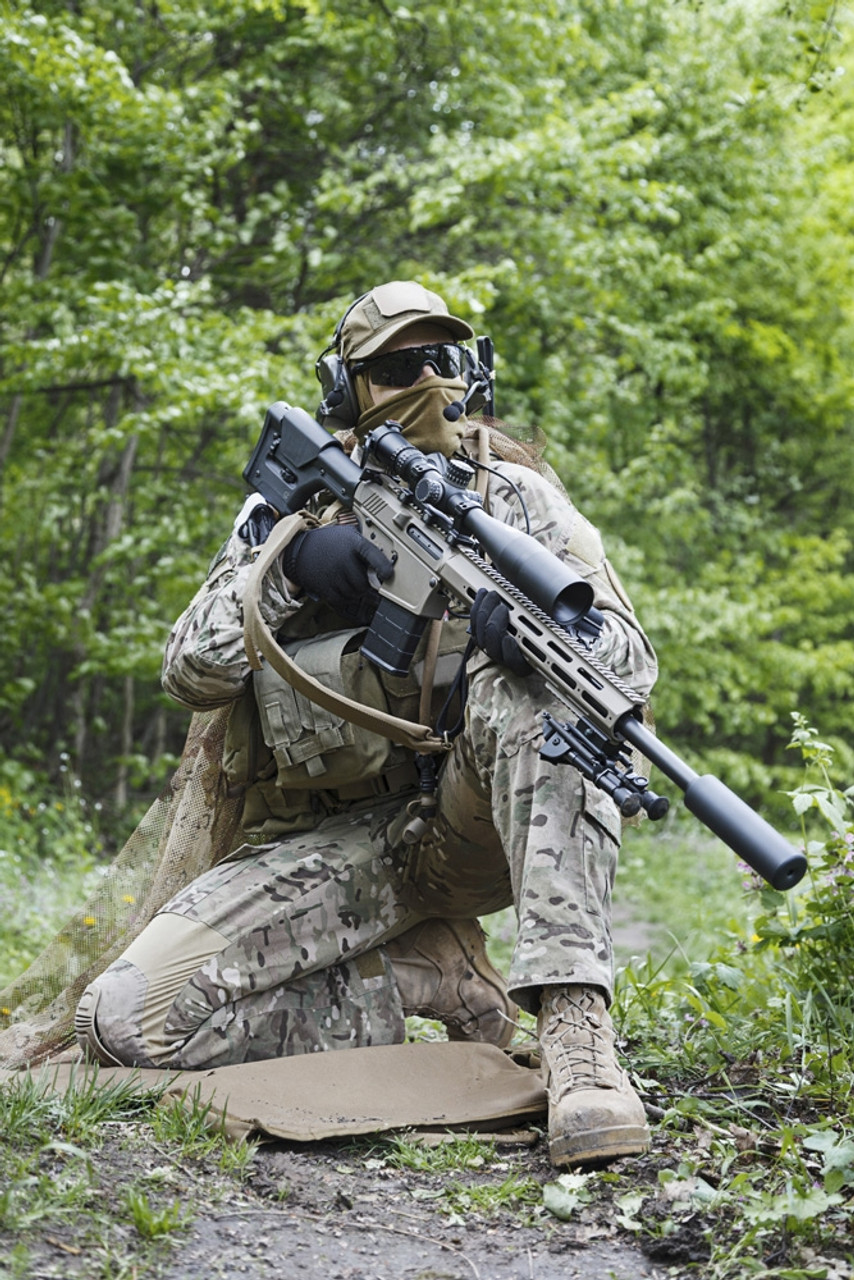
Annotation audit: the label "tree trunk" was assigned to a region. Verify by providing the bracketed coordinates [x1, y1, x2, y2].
[114, 674, 135, 813]
[0, 123, 74, 480]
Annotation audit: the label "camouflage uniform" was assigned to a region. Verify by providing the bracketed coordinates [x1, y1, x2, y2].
[80, 455, 657, 1069]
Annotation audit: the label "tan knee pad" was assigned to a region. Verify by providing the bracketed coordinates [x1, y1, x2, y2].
[74, 985, 125, 1067]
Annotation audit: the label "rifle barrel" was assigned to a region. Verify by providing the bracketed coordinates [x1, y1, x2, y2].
[620, 715, 806, 890]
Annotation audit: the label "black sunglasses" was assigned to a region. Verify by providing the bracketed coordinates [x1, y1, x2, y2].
[351, 342, 468, 388]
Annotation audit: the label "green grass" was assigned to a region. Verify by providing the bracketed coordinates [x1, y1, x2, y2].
[350, 1130, 545, 1224]
[373, 1130, 496, 1173]
[0, 1068, 256, 1279]
[2, 718, 853, 1279]
[149, 1082, 260, 1177]
[123, 1188, 194, 1239]
[443, 1170, 544, 1222]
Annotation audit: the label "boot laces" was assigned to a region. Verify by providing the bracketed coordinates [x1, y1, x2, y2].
[540, 991, 623, 1096]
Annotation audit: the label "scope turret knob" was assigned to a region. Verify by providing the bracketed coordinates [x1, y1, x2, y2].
[446, 460, 475, 489]
[414, 476, 444, 505]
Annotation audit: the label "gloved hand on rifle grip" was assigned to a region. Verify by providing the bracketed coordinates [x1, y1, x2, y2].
[283, 524, 394, 627]
[469, 588, 532, 677]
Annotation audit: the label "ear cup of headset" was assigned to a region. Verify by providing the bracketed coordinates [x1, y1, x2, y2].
[316, 352, 361, 431]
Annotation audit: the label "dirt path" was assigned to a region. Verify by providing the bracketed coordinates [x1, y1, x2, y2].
[170, 1215, 658, 1279]
[149, 910, 673, 1280]
[6, 907, 674, 1277]
[158, 1138, 669, 1280]
[13, 1120, 683, 1279]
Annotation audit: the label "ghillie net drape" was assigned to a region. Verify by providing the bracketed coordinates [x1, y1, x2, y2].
[0, 709, 243, 1068]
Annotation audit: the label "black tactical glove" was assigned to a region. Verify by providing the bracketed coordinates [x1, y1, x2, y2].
[283, 523, 394, 626]
[469, 588, 532, 677]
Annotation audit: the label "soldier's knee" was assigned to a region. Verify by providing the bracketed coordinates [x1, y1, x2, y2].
[75, 982, 133, 1067]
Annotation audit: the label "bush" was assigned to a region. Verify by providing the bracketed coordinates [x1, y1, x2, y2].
[752, 714, 854, 1032]
[0, 755, 104, 987]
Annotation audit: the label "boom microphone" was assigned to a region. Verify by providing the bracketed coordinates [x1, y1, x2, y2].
[443, 374, 492, 421]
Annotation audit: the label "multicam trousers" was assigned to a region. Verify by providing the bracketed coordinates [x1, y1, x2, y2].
[81, 659, 622, 1069]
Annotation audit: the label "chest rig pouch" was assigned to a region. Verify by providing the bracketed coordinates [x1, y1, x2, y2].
[253, 627, 399, 790]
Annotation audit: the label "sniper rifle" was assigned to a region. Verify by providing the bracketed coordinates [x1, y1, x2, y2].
[244, 402, 807, 893]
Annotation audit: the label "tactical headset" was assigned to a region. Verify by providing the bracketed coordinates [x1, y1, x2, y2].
[315, 293, 495, 432]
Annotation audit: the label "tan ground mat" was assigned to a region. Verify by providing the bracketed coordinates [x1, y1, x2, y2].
[1, 1041, 548, 1143]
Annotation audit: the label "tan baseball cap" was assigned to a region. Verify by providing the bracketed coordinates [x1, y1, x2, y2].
[338, 281, 474, 362]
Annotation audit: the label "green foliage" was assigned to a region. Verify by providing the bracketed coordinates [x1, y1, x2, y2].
[636, 531, 854, 814]
[611, 716, 854, 1276]
[0, 758, 103, 986]
[0, 0, 852, 836]
[752, 714, 854, 1029]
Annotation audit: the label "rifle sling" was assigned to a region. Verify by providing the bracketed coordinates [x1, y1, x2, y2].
[243, 512, 451, 757]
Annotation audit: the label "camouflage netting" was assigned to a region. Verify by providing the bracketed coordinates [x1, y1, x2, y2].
[0, 708, 244, 1069]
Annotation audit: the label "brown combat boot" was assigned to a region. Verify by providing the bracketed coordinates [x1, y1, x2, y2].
[386, 919, 518, 1049]
[538, 985, 649, 1167]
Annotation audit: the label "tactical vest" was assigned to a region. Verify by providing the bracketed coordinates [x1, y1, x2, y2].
[223, 614, 471, 842]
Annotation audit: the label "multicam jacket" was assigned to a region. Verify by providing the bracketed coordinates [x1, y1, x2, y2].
[162, 445, 658, 838]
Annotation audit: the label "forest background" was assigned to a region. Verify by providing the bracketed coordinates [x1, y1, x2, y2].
[4, 6, 854, 1273]
[1, 0, 852, 852]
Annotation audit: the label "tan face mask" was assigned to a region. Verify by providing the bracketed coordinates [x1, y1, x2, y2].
[355, 376, 469, 457]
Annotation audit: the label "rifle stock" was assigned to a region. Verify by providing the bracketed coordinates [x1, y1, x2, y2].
[243, 402, 807, 892]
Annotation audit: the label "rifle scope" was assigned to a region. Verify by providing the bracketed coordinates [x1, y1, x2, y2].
[364, 423, 595, 627]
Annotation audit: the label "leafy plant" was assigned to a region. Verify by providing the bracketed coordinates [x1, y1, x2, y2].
[122, 1188, 193, 1239]
[0, 761, 104, 986]
[753, 713, 854, 1029]
[608, 715, 854, 1277]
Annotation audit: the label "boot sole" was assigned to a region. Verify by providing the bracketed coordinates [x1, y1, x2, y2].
[549, 1123, 650, 1168]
